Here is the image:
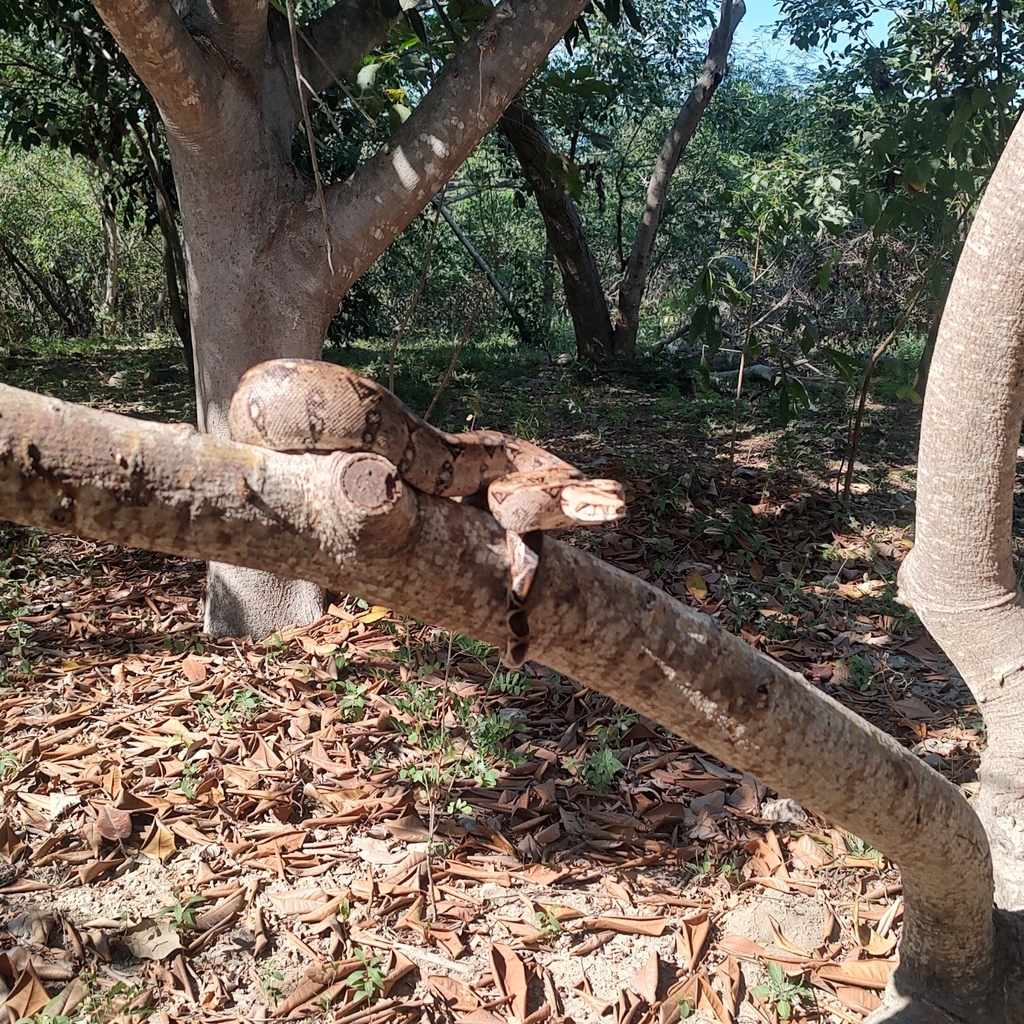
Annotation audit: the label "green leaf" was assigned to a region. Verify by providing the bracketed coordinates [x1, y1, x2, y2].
[861, 191, 881, 226]
[777, 999, 792, 1019]
[405, 7, 428, 45]
[356, 63, 380, 92]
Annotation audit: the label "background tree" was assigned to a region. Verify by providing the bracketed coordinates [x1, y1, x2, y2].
[0, 1, 191, 362]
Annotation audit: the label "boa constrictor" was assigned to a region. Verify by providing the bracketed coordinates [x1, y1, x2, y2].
[228, 359, 626, 666]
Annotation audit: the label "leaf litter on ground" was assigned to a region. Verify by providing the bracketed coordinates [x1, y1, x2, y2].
[0, 370, 983, 1024]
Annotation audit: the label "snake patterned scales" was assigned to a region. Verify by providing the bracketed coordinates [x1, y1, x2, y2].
[228, 359, 627, 665]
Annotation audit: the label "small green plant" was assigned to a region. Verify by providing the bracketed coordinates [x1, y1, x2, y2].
[227, 687, 266, 719]
[156, 893, 207, 932]
[836, 654, 876, 692]
[162, 632, 206, 656]
[469, 708, 523, 756]
[533, 907, 562, 937]
[259, 965, 286, 1003]
[490, 669, 531, 696]
[455, 634, 494, 661]
[1, 608, 34, 680]
[676, 998, 692, 1019]
[845, 833, 884, 860]
[177, 759, 202, 800]
[580, 748, 625, 792]
[750, 962, 813, 1020]
[329, 679, 369, 720]
[261, 631, 288, 665]
[0, 746, 21, 780]
[346, 948, 387, 1002]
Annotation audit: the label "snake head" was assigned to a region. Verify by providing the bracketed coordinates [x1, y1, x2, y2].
[559, 480, 627, 524]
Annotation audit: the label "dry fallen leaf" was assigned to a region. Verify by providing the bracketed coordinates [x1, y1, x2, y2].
[358, 605, 390, 624]
[816, 959, 895, 990]
[630, 951, 660, 1004]
[93, 803, 133, 841]
[489, 942, 529, 1021]
[789, 833, 831, 870]
[675, 912, 710, 973]
[140, 819, 177, 863]
[853, 914, 898, 956]
[122, 917, 182, 960]
[685, 570, 709, 600]
[583, 915, 668, 936]
[181, 654, 207, 682]
[768, 915, 812, 957]
[0, 952, 50, 1021]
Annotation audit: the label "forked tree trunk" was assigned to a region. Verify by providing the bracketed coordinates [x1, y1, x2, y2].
[499, 100, 612, 360]
[91, 0, 589, 638]
[899, 114, 1024, 913]
[611, 0, 744, 356]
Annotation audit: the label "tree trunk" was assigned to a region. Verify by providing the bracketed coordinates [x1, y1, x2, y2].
[90, 0, 589, 638]
[898, 114, 1024, 910]
[100, 190, 119, 318]
[166, 124, 341, 637]
[499, 100, 612, 361]
[611, 0, 744, 357]
[912, 294, 946, 399]
[1, 380, 1013, 1022]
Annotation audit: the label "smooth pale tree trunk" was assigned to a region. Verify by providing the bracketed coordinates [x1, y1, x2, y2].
[1, 380, 1016, 1021]
[898, 114, 1024, 912]
[90, 0, 590, 638]
[499, 100, 613, 360]
[612, 0, 744, 356]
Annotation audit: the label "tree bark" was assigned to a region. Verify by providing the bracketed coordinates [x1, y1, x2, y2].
[499, 100, 612, 360]
[89, 0, 590, 638]
[100, 188, 119, 318]
[898, 114, 1024, 911]
[0, 379, 1008, 1022]
[611, 0, 744, 357]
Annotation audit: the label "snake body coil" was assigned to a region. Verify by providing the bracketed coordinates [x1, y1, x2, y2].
[228, 358, 626, 666]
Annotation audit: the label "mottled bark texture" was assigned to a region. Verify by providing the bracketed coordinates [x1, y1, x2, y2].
[612, 0, 744, 356]
[0, 382, 1014, 1022]
[498, 101, 612, 359]
[898, 115, 1024, 913]
[90, 0, 589, 637]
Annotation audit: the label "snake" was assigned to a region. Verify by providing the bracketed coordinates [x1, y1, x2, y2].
[228, 358, 626, 667]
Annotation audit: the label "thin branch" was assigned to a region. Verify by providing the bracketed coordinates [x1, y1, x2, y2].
[285, 0, 335, 274]
[435, 201, 533, 345]
[423, 284, 486, 421]
[280, 0, 401, 95]
[389, 203, 443, 392]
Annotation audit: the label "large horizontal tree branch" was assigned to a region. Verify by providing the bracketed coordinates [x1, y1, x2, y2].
[0, 382, 996, 1021]
[90, 0, 221, 135]
[324, 0, 589, 291]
